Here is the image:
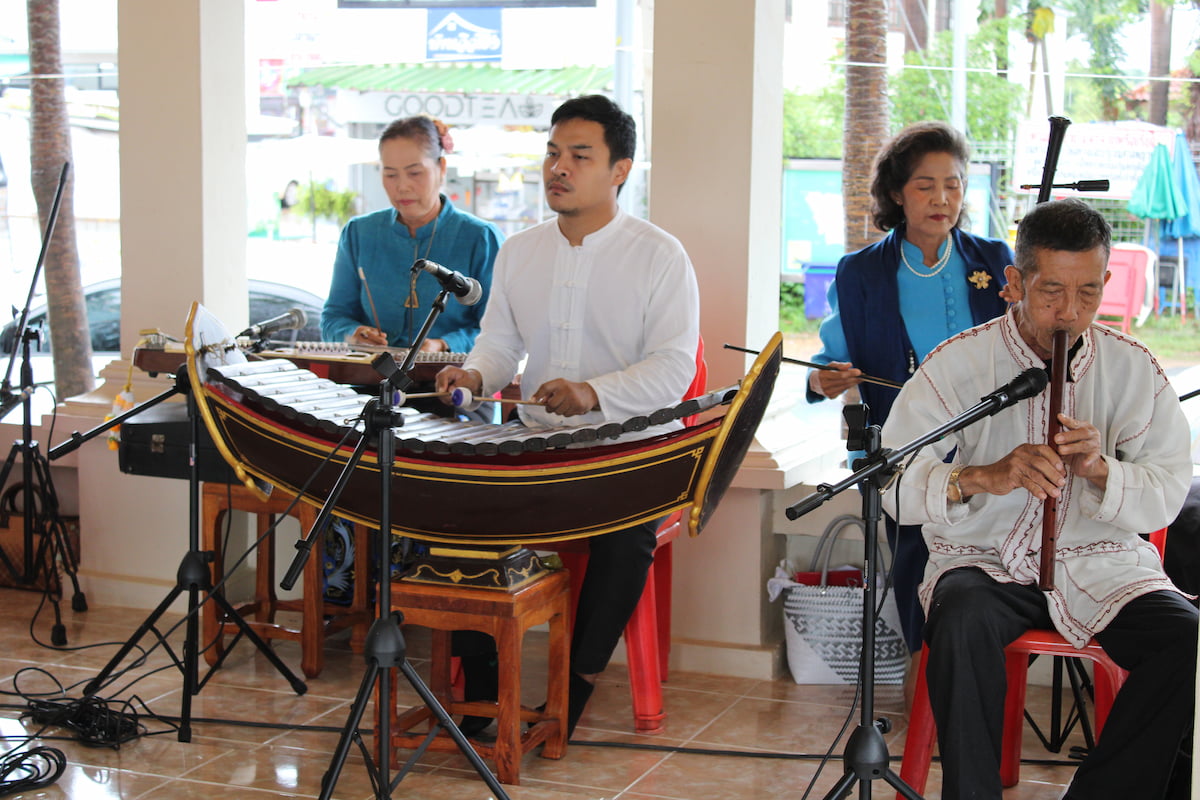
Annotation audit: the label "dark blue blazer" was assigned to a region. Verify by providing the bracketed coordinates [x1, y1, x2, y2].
[816, 226, 1012, 425]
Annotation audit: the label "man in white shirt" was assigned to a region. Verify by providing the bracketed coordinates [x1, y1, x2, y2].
[881, 198, 1196, 800]
[436, 95, 700, 737]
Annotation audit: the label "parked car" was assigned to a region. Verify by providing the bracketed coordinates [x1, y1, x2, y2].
[1, 278, 325, 358]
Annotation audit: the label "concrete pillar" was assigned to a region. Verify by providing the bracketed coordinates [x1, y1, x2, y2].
[648, 0, 800, 678]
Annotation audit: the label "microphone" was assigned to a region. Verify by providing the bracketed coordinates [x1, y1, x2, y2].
[979, 367, 1049, 415]
[238, 308, 307, 339]
[413, 259, 483, 306]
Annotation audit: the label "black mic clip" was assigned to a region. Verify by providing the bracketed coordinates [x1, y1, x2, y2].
[371, 351, 415, 394]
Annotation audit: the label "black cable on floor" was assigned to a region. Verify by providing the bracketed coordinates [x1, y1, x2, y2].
[0, 745, 67, 796]
[24, 695, 144, 748]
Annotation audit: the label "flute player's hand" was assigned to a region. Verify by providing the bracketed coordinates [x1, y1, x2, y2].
[1053, 412, 1108, 489]
[956, 444, 1066, 502]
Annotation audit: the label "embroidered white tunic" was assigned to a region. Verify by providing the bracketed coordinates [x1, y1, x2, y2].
[463, 210, 700, 433]
[881, 309, 1191, 647]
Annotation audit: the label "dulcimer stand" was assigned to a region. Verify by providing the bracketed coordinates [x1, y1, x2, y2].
[61, 365, 307, 742]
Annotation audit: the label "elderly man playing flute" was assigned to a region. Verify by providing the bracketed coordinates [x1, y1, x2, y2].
[881, 197, 1196, 800]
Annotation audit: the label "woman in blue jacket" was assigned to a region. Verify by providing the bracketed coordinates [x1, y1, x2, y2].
[808, 122, 1012, 670]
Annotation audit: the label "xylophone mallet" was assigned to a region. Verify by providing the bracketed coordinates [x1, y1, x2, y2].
[392, 387, 545, 412]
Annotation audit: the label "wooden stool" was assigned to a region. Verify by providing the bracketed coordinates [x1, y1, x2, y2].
[201, 482, 371, 678]
[385, 569, 571, 785]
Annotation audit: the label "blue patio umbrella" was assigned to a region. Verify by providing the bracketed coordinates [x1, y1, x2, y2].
[1163, 132, 1200, 239]
[1129, 142, 1187, 318]
[1159, 133, 1200, 320]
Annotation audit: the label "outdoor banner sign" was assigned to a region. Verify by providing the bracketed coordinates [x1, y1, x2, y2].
[427, 10, 502, 61]
[1013, 119, 1178, 201]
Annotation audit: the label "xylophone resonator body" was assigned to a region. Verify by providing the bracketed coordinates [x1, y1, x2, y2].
[185, 306, 781, 546]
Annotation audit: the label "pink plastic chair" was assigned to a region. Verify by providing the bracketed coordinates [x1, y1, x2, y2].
[1097, 244, 1150, 333]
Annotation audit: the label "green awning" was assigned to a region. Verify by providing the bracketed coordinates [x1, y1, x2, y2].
[287, 63, 613, 96]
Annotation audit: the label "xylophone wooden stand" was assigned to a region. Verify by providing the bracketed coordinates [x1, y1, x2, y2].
[384, 571, 571, 785]
[304, 391, 513, 800]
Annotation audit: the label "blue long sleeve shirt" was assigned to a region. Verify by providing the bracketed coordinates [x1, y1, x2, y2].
[321, 196, 504, 353]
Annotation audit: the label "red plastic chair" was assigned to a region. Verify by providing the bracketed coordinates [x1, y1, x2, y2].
[545, 336, 707, 734]
[897, 528, 1167, 797]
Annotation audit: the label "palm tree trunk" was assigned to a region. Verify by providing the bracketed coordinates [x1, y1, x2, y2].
[901, 0, 928, 54]
[843, 0, 890, 254]
[28, 0, 93, 400]
[1148, 0, 1173, 127]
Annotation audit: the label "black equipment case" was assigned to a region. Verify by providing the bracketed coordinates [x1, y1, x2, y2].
[118, 401, 236, 484]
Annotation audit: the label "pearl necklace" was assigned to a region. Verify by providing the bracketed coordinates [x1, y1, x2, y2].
[900, 235, 953, 278]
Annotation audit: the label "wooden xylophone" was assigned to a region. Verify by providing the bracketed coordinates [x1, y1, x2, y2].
[181, 301, 781, 545]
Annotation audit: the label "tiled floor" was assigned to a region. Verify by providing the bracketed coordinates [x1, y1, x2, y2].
[0, 586, 1087, 799]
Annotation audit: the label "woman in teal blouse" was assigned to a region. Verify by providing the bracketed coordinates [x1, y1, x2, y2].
[321, 115, 504, 355]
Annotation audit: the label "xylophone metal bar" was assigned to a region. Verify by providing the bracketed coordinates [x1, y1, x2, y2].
[207, 361, 740, 459]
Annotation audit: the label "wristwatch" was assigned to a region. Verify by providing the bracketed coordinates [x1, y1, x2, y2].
[947, 465, 968, 504]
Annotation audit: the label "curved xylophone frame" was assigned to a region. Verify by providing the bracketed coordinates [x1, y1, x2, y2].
[185, 304, 781, 546]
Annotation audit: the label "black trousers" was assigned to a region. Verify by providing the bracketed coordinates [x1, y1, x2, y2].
[453, 516, 660, 675]
[925, 567, 1197, 800]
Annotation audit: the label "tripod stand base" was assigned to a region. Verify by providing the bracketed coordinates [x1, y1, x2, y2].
[822, 720, 924, 800]
[83, 549, 307, 742]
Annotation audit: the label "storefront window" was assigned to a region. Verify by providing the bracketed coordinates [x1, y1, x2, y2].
[0, 5, 120, 325]
[244, 0, 647, 302]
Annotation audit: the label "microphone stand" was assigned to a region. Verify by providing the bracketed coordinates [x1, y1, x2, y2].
[788, 384, 1040, 800]
[392, 288, 449, 390]
[279, 288, 512, 800]
[75, 365, 307, 742]
[0, 161, 87, 643]
[279, 289, 453, 588]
